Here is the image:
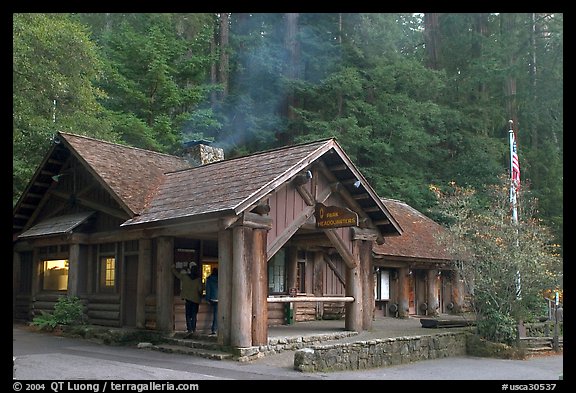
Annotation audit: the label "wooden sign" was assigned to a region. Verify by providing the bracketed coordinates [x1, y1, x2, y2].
[315, 203, 358, 229]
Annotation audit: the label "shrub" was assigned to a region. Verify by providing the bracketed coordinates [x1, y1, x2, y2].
[476, 308, 517, 345]
[32, 296, 85, 331]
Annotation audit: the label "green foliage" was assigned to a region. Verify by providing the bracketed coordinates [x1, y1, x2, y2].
[430, 177, 563, 344]
[476, 308, 518, 345]
[13, 13, 562, 256]
[12, 13, 120, 205]
[32, 296, 85, 331]
[466, 335, 526, 359]
[31, 311, 60, 331]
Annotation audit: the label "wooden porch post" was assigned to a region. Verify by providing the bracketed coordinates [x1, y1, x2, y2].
[398, 267, 410, 318]
[31, 248, 40, 301]
[313, 252, 324, 319]
[230, 226, 252, 348]
[136, 239, 151, 329]
[427, 269, 439, 316]
[251, 228, 268, 346]
[345, 241, 362, 332]
[452, 269, 465, 312]
[155, 237, 174, 332]
[359, 240, 374, 330]
[67, 243, 80, 297]
[217, 228, 233, 346]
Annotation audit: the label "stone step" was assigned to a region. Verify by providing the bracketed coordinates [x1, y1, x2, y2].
[164, 337, 226, 351]
[151, 343, 234, 360]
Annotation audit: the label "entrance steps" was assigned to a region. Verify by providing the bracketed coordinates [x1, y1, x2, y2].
[151, 334, 234, 360]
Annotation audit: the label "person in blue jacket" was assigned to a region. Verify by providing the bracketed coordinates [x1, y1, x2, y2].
[205, 268, 218, 335]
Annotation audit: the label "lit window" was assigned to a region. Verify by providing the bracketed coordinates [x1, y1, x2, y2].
[43, 259, 68, 291]
[103, 257, 115, 287]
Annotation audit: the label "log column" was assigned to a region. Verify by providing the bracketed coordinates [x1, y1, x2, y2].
[136, 239, 151, 329]
[155, 237, 174, 332]
[230, 226, 252, 348]
[452, 269, 465, 312]
[217, 228, 233, 346]
[427, 269, 439, 316]
[230, 212, 272, 348]
[397, 267, 410, 318]
[313, 252, 324, 319]
[345, 240, 362, 332]
[67, 243, 80, 297]
[251, 227, 269, 346]
[359, 239, 374, 330]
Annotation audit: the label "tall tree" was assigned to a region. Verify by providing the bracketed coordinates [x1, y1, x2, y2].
[89, 13, 214, 152]
[13, 13, 118, 205]
[424, 13, 441, 70]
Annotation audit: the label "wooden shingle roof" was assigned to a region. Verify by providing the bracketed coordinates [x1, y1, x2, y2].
[18, 211, 95, 239]
[15, 132, 402, 237]
[374, 198, 451, 262]
[122, 139, 336, 226]
[59, 132, 191, 215]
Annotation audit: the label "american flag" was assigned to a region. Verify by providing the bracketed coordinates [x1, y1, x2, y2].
[511, 131, 520, 189]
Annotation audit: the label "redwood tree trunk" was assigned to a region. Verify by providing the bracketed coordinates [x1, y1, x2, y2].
[424, 13, 441, 70]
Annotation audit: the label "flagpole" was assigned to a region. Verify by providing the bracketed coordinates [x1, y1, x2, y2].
[508, 120, 521, 299]
[509, 120, 518, 225]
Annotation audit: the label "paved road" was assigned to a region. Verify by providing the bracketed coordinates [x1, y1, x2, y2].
[13, 323, 563, 383]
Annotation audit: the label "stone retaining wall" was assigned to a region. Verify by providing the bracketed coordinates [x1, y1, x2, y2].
[294, 332, 468, 372]
[524, 322, 563, 337]
[234, 331, 358, 361]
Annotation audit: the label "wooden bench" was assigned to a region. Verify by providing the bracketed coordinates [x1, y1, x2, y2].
[420, 318, 476, 328]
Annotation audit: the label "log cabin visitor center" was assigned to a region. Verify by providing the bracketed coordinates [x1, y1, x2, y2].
[13, 132, 466, 351]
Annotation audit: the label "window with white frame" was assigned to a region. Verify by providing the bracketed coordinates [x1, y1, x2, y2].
[375, 269, 390, 300]
[268, 249, 286, 294]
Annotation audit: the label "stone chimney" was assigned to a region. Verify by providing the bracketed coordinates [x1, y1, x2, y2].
[182, 140, 224, 166]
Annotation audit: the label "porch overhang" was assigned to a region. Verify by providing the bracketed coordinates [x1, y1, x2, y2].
[17, 211, 95, 239]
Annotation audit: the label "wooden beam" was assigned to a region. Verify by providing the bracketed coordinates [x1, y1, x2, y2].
[267, 296, 354, 303]
[251, 203, 271, 215]
[351, 227, 379, 241]
[292, 172, 312, 187]
[236, 211, 273, 230]
[352, 193, 370, 201]
[267, 205, 315, 260]
[296, 184, 315, 206]
[327, 164, 347, 171]
[323, 254, 346, 287]
[33, 181, 50, 188]
[50, 190, 129, 219]
[323, 228, 357, 269]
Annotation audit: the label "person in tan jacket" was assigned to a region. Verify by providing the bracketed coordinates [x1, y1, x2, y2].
[172, 262, 202, 336]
